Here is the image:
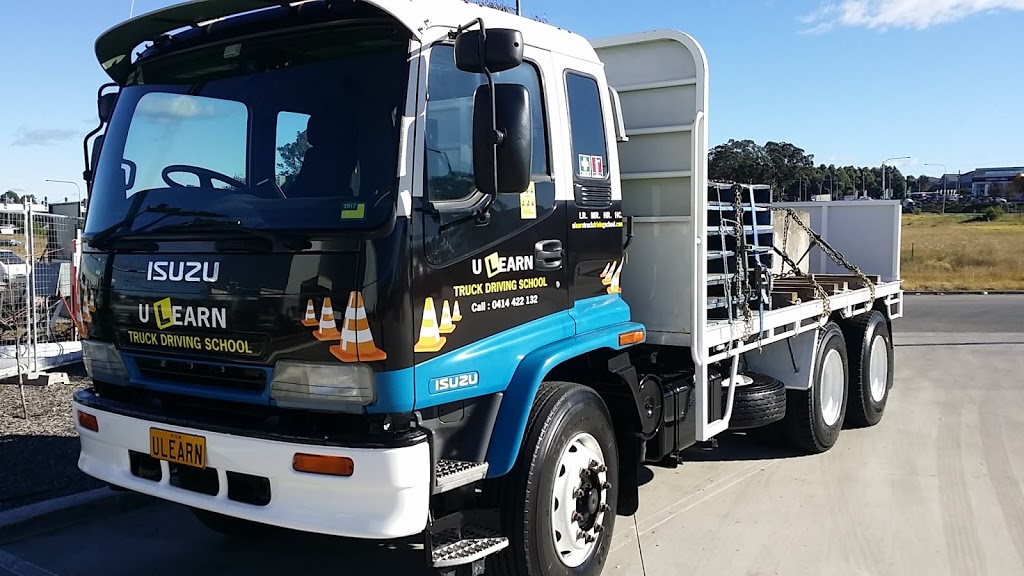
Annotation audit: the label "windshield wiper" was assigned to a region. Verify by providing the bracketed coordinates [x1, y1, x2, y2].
[150, 219, 312, 252]
[86, 198, 227, 249]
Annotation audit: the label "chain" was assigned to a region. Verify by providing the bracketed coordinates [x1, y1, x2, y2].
[732, 186, 754, 339]
[771, 207, 876, 304]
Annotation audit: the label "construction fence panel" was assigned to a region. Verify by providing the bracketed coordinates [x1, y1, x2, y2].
[0, 207, 83, 380]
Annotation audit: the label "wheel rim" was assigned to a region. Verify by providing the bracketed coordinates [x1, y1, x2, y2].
[868, 335, 889, 403]
[550, 432, 608, 568]
[819, 348, 845, 427]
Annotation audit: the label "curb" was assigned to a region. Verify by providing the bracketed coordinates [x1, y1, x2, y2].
[907, 291, 1024, 295]
[0, 488, 153, 545]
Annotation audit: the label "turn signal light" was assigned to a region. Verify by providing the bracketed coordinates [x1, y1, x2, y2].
[77, 410, 99, 432]
[292, 453, 354, 477]
[618, 329, 646, 346]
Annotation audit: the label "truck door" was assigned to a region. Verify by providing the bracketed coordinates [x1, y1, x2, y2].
[410, 43, 569, 408]
[561, 70, 626, 307]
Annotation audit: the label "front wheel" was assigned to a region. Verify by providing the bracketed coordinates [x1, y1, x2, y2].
[490, 382, 618, 576]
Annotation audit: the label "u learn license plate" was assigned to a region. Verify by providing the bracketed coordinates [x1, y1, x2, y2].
[149, 428, 207, 469]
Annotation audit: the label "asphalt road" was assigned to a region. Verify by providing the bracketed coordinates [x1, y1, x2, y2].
[3, 295, 1024, 576]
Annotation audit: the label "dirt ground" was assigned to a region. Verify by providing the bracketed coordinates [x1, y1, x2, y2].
[0, 363, 103, 511]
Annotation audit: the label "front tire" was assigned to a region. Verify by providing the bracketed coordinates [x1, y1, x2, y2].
[841, 311, 893, 428]
[490, 382, 618, 576]
[784, 322, 849, 453]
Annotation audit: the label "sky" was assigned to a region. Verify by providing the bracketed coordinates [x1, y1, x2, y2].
[1, 0, 1022, 201]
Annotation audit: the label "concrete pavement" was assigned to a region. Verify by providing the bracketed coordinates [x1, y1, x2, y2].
[3, 295, 1023, 576]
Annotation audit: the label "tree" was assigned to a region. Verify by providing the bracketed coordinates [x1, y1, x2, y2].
[1010, 174, 1024, 199]
[21, 194, 37, 204]
[917, 175, 933, 194]
[469, 0, 548, 21]
[1, 190, 19, 204]
[276, 129, 310, 177]
[763, 141, 814, 200]
[708, 139, 770, 185]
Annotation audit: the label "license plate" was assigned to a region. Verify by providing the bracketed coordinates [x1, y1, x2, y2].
[149, 428, 207, 469]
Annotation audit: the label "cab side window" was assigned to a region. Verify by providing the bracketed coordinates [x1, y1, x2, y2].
[423, 44, 554, 266]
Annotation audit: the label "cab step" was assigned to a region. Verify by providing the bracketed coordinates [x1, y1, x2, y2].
[427, 510, 508, 575]
[434, 460, 488, 494]
[432, 525, 509, 571]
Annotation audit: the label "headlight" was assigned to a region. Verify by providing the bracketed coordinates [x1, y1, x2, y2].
[270, 361, 375, 413]
[82, 340, 129, 385]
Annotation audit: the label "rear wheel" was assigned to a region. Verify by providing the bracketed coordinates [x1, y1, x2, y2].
[490, 382, 618, 576]
[841, 311, 893, 428]
[784, 322, 849, 453]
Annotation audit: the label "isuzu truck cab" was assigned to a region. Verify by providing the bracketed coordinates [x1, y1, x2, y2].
[74, 1, 903, 575]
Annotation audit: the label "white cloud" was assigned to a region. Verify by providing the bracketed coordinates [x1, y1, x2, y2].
[803, 0, 1024, 31]
[135, 94, 219, 120]
[11, 127, 79, 147]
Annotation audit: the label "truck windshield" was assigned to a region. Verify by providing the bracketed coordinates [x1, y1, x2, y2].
[85, 25, 409, 238]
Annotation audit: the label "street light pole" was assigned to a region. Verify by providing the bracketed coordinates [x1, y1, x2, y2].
[925, 163, 947, 215]
[45, 179, 82, 204]
[881, 156, 910, 200]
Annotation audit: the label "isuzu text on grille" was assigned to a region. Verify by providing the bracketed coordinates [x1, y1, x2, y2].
[147, 261, 220, 283]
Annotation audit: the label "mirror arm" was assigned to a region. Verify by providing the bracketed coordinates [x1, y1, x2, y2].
[83, 83, 119, 195]
[479, 22, 500, 223]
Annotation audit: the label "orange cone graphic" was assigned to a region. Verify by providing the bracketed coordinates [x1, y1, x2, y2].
[602, 261, 617, 286]
[331, 291, 387, 362]
[414, 297, 446, 353]
[312, 297, 342, 341]
[301, 299, 319, 327]
[439, 300, 456, 334]
[607, 261, 624, 295]
[88, 288, 97, 312]
[452, 300, 463, 322]
[599, 262, 612, 279]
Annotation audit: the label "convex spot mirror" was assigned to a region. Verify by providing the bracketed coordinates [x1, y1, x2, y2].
[455, 28, 524, 74]
[98, 92, 118, 124]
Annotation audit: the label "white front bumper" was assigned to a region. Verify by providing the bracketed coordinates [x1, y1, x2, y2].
[73, 400, 430, 539]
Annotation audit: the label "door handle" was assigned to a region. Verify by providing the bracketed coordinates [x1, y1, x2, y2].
[535, 240, 563, 271]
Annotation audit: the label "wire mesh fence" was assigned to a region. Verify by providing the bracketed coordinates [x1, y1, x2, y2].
[0, 207, 83, 381]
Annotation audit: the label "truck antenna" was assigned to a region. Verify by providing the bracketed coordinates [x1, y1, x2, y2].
[516, 0, 521, 16]
[129, 0, 135, 18]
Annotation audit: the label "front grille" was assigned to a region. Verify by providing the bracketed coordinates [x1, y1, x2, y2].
[134, 357, 268, 393]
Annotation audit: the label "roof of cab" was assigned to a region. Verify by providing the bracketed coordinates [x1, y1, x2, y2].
[95, 0, 600, 85]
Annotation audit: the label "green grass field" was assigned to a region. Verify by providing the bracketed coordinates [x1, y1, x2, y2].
[901, 213, 1024, 291]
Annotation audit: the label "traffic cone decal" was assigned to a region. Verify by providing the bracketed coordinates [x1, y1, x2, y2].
[88, 288, 97, 312]
[600, 262, 611, 279]
[439, 300, 456, 334]
[313, 297, 342, 341]
[607, 261, 624, 295]
[414, 297, 446, 353]
[452, 300, 463, 322]
[602, 261, 617, 286]
[301, 299, 319, 327]
[331, 291, 387, 363]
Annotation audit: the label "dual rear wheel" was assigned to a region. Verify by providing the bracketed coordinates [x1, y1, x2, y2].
[784, 311, 893, 453]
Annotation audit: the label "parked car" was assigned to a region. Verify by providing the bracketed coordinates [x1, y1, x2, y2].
[0, 249, 29, 284]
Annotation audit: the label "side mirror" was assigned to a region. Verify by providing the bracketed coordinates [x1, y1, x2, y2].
[455, 28, 524, 74]
[98, 92, 118, 124]
[473, 83, 532, 195]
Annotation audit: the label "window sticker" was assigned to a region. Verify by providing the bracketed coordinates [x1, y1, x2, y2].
[578, 154, 593, 178]
[520, 182, 537, 220]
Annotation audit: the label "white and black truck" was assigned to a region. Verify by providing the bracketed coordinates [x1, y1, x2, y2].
[73, 1, 903, 575]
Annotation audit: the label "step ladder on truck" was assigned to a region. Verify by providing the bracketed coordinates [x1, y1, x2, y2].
[73, 1, 903, 575]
